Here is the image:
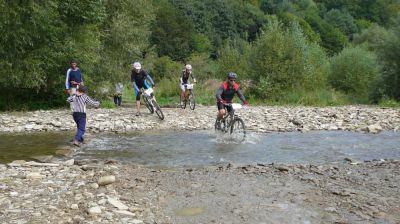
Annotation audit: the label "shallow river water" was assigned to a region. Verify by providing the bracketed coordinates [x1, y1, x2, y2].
[1, 130, 399, 166]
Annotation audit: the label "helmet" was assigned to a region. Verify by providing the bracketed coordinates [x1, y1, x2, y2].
[227, 72, 237, 79]
[132, 62, 141, 70]
[185, 64, 192, 70]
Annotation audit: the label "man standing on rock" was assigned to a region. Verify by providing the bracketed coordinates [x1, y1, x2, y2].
[65, 60, 84, 95]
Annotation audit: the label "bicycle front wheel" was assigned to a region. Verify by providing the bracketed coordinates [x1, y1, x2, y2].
[189, 93, 195, 110]
[152, 99, 164, 120]
[230, 118, 246, 141]
[143, 96, 154, 114]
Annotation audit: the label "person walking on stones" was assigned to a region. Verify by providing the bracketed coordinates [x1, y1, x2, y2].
[67, 85, 100, 146]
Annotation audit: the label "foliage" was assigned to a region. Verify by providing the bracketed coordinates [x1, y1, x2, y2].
[249, 18, 328, 101]
[151, 1, 194, 61]
[353, 20, 400, 100]
[98, 0, 155, 84]
[151, 56, 181, 80]
[217, 39, 252, 80]
[328, 46, 380, 103]
[324, 9, 358, 37]
[304, 12, 348, 55]
[1, 0, 399, 110]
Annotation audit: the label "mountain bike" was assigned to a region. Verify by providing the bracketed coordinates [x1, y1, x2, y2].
[142, 87, 164, 120]
[180, 83, 195, 110]
[214, 103, 246, 141]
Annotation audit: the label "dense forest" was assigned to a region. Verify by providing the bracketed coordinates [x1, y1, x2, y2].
[0, 0, 399, 110]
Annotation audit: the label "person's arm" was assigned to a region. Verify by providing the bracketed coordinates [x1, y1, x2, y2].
[191, 73, 196, 83]
[179, 72, 183, 85]
[215, 85, 224, 102]
[145, 72, 155, 87]
[236, 88, 248, 104]
[132, 80, 140, 92]
[67, 95, 74, 103]
[131, 72, 140, 92]
[65, 69, 71, 90]
[79, 68, 83, 85]
[84, 95, 100, 107]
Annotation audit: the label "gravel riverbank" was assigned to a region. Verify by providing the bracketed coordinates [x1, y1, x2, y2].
[1, 105, 399, 133]
[1, 106, 399, 223]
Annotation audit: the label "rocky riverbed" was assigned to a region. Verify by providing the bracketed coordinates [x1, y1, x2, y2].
[1, 106, 400, 223]
[0, 105, 399, 133]
[1, 159, 399, 223]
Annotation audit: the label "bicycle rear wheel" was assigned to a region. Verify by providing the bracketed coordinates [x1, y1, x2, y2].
[152, 99, 164, 120]
[189, 93, 195, 110]
[143, 96, 154, 114]
[230, 118, 246, 141]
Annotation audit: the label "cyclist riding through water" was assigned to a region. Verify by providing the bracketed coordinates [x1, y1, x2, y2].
[131, 62, 155, 116]
[179, 64, 196, 106]
[215, 72, 248, 128]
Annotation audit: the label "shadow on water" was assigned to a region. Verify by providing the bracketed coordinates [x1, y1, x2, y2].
[1, 130, 400, 166]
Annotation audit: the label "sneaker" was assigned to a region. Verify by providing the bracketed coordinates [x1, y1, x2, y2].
[135, 111, 141, 116]
[73, 141, 80, 147]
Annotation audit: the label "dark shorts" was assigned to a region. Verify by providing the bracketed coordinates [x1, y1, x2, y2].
[134, 83, 150, 101]
[216, 102, 232, 113]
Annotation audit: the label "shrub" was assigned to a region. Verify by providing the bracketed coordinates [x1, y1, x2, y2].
[328, 46, 380, 103]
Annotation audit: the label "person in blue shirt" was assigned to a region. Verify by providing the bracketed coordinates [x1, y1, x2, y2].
[65, 60, 84, 95]
[130, 62, 155, 116]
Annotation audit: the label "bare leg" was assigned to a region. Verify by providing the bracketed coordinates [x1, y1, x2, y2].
[136, 101, 141, 114]
[217, 109, 225, 120]
[180, 90, 185, 102]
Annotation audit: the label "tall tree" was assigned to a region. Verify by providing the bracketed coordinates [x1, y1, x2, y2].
[151, 1, 194, 61]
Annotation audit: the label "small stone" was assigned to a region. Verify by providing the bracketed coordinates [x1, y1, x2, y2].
[64, 159, 75, 166]
[71, 204, 79, 210]
[89, 183, 99, 189]
[26, 172, 45, 179]
[98, 175, 116, 186]
[114, 210, 136, 216]
[88, 206, 102, 215]
[108, 197, 128, 210]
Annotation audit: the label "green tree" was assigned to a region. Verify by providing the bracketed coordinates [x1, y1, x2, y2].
[249, 18, 328, 100]
[324, 9, 358, 37]
[217, 38, 251, 80]
[305, 12, 348, 55]
[328, 46, 380, 102]
[98, 0, 155, 84]
[151, 1, 194, 61]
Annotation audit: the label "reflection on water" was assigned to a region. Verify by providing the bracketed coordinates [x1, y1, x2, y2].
[0, 132, 70, 163]
[1, 130, 400, 167]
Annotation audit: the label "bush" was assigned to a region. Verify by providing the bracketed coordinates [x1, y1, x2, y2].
[249, 18, 328, 101]
[328, 46, 380, 103]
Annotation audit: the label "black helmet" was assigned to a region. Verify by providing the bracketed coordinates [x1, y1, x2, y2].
[227, 72, 237, 79]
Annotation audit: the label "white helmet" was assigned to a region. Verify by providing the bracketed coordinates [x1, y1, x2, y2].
[185, 64, 192, 70]
[133, 62, 141, 70]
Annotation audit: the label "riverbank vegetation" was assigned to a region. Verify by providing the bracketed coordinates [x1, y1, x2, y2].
[1, 0, 399, 110]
